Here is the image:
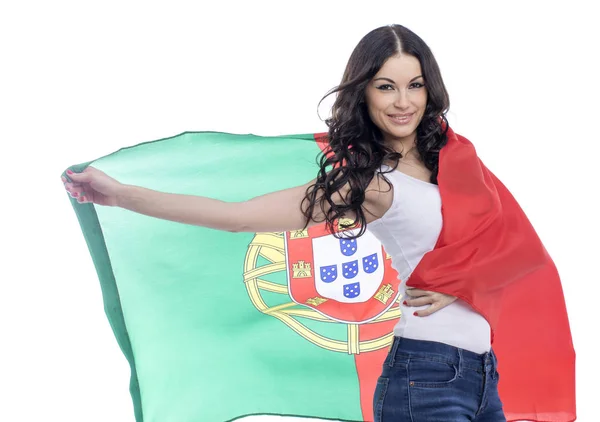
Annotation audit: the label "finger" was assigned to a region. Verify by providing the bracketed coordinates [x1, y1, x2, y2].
[403, 296, 434, 307]
[66, 169, 92, 183]
[405, 288, 430, 298]
[414, 302, 442, 317]
[64, 180, 84, 190]
[63, 181, 84, 194]
[67, 186, 85, 198]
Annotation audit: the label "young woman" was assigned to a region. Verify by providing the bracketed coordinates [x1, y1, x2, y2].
[63, 25, 573, 421]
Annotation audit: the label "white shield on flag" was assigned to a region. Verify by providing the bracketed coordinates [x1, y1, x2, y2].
[285, 223, 400, 324]
[312, 229, 385, 303]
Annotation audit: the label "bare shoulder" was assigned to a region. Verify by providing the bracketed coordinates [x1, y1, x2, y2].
[363, 172, 394, 223]
[312, 168, 394, 225]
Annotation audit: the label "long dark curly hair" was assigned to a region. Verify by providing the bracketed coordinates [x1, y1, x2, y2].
[302, 24, 450, 238]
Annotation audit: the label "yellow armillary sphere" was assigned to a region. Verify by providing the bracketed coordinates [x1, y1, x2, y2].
[243, 227, 402, 355]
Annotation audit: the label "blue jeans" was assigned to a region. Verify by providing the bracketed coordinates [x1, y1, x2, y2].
[373, 337, 506, 421]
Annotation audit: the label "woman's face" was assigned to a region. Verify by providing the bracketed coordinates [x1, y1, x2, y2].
[364, 54, 427, 146]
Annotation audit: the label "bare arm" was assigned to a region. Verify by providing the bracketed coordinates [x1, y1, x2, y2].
[65, 166, 393, 233]
[117, 182, 319, 233]
[65, 165, 456, 316]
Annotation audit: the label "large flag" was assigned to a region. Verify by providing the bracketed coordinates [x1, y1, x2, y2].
[64, 130, 575, 422]
[65, 132, 399, 422]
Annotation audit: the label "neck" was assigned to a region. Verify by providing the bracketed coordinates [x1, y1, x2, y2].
[384, 135, 417, 157]
[391, 141, 418, 160]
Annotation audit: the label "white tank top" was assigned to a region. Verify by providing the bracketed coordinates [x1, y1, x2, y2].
[367, 165, 491, 354]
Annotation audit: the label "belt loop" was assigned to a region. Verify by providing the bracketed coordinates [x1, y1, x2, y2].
[457, 348, 464, 378]
[388, 336, 400, 367]
[483, 351, 494, 379]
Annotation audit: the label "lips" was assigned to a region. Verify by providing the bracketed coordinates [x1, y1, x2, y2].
[388, 113, 414, 124]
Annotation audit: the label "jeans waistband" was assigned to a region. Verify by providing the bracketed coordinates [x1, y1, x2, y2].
[388, 336, 497, 375]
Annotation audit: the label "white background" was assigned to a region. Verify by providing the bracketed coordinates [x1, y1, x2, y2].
[1, 1, 598, 421]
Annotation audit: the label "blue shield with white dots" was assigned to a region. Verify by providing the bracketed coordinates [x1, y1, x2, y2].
[339, 238, 357, 256]
[320, 264, 338, 283]
[343, 282, 361, 299]
[311, 229, 385, 304]
[342, 260, 359, 279]
[362, 253, 379, 274]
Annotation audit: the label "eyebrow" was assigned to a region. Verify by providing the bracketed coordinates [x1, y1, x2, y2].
[373, 75, 424, 84]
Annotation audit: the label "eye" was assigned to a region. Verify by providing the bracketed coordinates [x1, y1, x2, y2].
[376, 84, 395, 91]
[409, 82, 425, 89]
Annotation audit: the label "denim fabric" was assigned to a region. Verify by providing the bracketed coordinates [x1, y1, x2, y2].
[373, 337, 506, 422]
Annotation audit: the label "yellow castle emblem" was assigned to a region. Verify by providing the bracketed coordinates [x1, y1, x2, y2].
[292, 260, 312, 278]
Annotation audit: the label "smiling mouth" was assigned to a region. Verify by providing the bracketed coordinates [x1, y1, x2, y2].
[388, 113, 414, 124]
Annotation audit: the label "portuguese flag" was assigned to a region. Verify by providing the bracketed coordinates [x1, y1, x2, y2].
[64, 130, 576, 422]
[65, 132, 397, 422]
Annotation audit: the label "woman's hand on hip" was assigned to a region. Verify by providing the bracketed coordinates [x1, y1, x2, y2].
[403, 288, 458, 317]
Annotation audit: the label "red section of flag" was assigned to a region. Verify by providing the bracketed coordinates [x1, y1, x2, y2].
[355, 316, 398, 421]
[314, 132, 329, 153]
[311, 131, 576, 421]
[406, 127, 575, 420]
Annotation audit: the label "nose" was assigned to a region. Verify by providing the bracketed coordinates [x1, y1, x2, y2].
[393, 90, 410, 109]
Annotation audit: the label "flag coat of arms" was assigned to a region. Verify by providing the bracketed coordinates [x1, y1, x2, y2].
[286, 225, 399, 323]
[64, 130, 575, 422]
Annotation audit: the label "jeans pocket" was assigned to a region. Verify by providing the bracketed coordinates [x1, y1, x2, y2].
[408, 358, 458, 388]
[372, 377, 389, 422]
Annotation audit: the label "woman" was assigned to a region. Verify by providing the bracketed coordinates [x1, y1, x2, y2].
[63, 25, 573, 421]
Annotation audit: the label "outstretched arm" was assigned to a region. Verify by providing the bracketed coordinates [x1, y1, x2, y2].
[64, 166, 453, 316]
[116, 182, 318, 233]
[63, 166, 391, 233]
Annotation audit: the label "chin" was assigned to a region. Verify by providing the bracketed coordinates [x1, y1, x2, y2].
[388, 127, 417, 140]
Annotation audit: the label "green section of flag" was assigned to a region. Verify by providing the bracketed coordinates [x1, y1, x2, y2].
[68, 132, 364, 422]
